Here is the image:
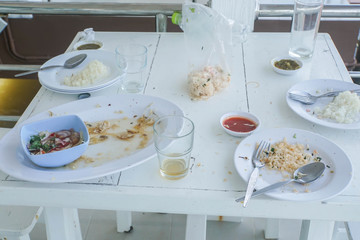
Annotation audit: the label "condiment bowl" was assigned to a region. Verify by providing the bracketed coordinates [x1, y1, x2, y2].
[20, 115, 89, 168]
[220, 111, 260, 137]
[271, 56, 303, 75]
[74, 40, 103, 51]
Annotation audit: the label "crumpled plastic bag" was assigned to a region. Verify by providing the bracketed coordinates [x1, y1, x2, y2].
[81, 28, 95, 41]
[178, 2, 233, 100]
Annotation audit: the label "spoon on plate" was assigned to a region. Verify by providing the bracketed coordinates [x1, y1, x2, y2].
[78, 93, 91, 99]
[15, 53, 87, 77]
[288, 89, 360, 105]
[235, 161, 326, 202]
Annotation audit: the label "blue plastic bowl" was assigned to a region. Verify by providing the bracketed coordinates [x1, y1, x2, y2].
[20, 115, 89, 167]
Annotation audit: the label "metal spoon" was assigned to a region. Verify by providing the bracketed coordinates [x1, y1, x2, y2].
[78, 93, 91, 99]
[235, 162, 326, 202]
[15, 53, 87, 77]
[288, 89, 360, 105]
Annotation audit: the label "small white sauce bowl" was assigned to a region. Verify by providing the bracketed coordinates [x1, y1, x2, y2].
[271, 56, 303, 75]
[20, 115, 89, 168]
[220, 111, 260, 137]
[73, 40, 103, 51]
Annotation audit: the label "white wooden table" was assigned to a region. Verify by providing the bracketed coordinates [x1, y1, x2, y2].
[0, 32, 359, 240]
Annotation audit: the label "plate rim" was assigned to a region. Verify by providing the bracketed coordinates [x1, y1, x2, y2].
[233, 127, 353, 201]
[38, 50, 125, 93]
[0, 94, 183, 183]
[286, 78, 360, 130]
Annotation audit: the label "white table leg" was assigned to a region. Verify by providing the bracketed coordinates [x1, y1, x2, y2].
[265, 218, 279, 239]
[116, 211, 132, 232]
[44, 207, 82, 240]
[299, 220, 335, 240]
[185, 214, 207, 240]
[18, 235, 31, 240]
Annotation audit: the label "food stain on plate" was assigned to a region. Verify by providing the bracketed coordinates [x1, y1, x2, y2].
[67, 115, 155, 169]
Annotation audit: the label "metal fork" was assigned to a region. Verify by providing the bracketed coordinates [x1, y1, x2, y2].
[288, 89, 360, 105]
[237, 140, 270, 207]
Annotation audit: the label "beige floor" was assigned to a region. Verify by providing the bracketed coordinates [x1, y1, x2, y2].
[28, 210, 351, 240]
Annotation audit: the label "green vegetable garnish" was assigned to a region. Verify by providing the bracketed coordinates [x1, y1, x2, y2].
[274, 59, 300, 70]
[29, 135, 42, 150]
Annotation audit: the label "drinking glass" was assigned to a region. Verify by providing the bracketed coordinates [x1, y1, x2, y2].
[153, 116, 195, 180]
[289, 0, 323, 59]
[115, 44, 147, 93]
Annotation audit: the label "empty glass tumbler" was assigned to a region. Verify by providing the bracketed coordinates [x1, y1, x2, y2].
[289, 0, 323, 59]
[115, 44, 147, 93]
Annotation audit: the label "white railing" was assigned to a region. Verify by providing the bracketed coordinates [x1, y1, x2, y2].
[0, 1, 359, 72]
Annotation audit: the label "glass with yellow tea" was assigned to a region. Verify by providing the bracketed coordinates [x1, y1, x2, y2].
[153, 116, 194, 180]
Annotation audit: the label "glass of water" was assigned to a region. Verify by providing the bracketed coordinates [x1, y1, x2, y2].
[153, 116, 195, 180]
[289, 0, 323, 59]
[115, 44, 147, 93]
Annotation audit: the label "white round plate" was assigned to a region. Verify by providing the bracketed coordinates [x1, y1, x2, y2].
[286, 79, 360, 129]
[38, 50, 125, 94]
[234, 128, 352, 201]
[41, 76, 120, 94]
[0, 94, 183, 183]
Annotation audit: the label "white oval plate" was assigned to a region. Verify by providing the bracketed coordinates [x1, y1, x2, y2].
[39, 50, 125, 94]
[234, 128, 352, 201]
[286, 79, 360, 129]
[0, 94, 183, 183]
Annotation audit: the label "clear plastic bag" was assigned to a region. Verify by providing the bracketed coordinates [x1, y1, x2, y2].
[176, 3, 233, 100]
[212, 0, 258, 43]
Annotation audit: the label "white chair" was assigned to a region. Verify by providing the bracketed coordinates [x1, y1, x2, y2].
[0, 128, 43, 240]
[0, 206, 43, 240]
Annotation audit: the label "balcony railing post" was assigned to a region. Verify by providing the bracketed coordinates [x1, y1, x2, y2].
[156, 13, 167, 32]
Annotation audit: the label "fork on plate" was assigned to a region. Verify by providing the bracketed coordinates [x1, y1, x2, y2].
[288, 89, 360, 105]
[237, 140, 270, 207]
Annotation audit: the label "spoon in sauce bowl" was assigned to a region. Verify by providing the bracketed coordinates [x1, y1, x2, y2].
[15, 53, 87, 77]
[235, 162, 326, 202]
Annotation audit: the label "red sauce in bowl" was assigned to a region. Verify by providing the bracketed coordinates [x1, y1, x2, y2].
[223, 117, 257, 133]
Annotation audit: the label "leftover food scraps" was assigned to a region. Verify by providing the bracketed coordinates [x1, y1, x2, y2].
[68, 115, 155, 169]
[64, 60, 110, 87]
[314, 91, 360, 123]
[27, 129, 82, 155]
[188, 65, 230, 100]
[260, 138, 321, 175]
[274, 59, 301, 71]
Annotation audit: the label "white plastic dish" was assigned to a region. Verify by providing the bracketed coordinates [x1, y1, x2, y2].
[271, 56, 303, 75]
[234, 128, 352, 201]
[38, 50, 125, 94]
[0, 94, 183, 183]
[286, 79, 360, 129]
[220, 111, 260, 137]
[20, 115, 89, 168]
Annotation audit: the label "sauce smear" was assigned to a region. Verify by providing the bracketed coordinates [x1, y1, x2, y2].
[223, 117, 257, 133]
